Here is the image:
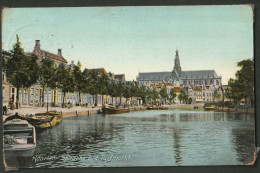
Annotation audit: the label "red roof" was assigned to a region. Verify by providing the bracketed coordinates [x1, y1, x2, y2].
[174, 87, 182, 92]
[43, 50, 68, 63]
[89, 68, 108, 76]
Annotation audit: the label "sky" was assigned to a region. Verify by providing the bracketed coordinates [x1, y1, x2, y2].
[2, 5, 254, 84]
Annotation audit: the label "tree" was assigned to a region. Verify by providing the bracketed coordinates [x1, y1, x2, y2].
[151, 87, 159, 102]
[108, 79, 118, 105]
[227, 58, 254, 107]
[116, 80, 125, 105]
[169, 88, 177, 103]
[39, 57, 56, 107]
[137, 85, 147, 105]
[129, 82, 138, 104]
[146, 87, 153, 103]
[6, 35, 40, 109]
[56, 63, 75, 105]
[97, 74, 110, 105]
[88, 71, 99, 106]
[123, 82, 132, 105]
[72, 61, 84, 104]
[178, 90, 188, 104]
[213, 89, 221, 102]
[159, 86, 168, 104]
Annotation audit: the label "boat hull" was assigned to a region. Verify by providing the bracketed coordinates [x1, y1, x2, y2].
[5, 112, 63, 129]
[147, 107, 168, 110]
[4, 144, 36, 158]
[103, 107, 130, 114]
[204, 107, 215, 111]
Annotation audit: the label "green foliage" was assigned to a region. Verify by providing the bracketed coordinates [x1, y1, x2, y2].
[123, 82, 132, 99]
[159, 86, 168, 99]
[138, 85, 147, 104]
[72, 62, 85, 103]
[39, 58, 56, 89]
[169, 88, 177, 102]
[87, 71, 99, 96]
[151, 87, 159, 101]
[178, 90, 189, 104]
[98, 74, 110, 95]
[146, 87, 153, 101]
[108, 79, 118, 98]
[6, 35, 40, 108]
[213, 89, 221, 101]
[56, 63, 75, 103]
[227, 58, 254, 107]
[6, 35, 40, 89]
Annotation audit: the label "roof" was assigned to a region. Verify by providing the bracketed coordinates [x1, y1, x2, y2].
[137, 70, 220, 81]
[138, 72, 174, 81]
[174, 87, 182, 92]
[193, 86, 202, 91]
[42, 50, 68, 63]
[181, 70, 220, 79]
[89, 68, 108, 76]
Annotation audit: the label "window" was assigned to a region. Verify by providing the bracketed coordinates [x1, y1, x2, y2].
[216, 80, 219, 85]
[48, 90, 52, 103]
[36, 89, 39, 103]
[24, 89, 28, 103]
[30, 88, 34, 104]
[58, 91, 62, 103]
[19, 89, 22, 102]
[44, 90, 47, 103]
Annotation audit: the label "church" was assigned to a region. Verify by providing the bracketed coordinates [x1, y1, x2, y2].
[136, 50, 222, 103]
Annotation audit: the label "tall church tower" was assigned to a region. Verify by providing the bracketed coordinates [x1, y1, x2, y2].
[174, 49, 182, 75]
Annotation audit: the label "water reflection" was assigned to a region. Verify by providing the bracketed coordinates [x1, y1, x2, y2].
[12, 110, 255, 168]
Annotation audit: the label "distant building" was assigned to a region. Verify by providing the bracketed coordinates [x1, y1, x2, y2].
[137, 50, 222, 103]
[114, 74, 126, 81]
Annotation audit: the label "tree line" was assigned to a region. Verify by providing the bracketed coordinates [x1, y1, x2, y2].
[4, 35, 187, 109]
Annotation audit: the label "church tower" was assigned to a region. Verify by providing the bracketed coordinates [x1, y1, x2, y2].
[174, 49, 182, 75]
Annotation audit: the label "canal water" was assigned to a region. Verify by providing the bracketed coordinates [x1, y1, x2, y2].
[16, 109, 255, 168]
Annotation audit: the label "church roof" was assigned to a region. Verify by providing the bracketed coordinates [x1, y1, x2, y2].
[137, 69, 219, 81]
[138, 71, 175, 81]
[181, 70, 220, 79]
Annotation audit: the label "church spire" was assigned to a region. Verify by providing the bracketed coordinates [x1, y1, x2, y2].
[174, 49, 182, 75]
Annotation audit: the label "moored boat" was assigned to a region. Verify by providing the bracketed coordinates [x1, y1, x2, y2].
[4, 119, 36, 158]
[159, 107, 168, 110]
[204, 105, 215, 111]
[103, 104, 130, 114]
[5, 111, 63, 129]
[147, 106, 168, 110]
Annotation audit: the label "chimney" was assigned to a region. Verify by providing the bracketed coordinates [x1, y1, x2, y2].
[58, 49, 62, 56]
[35, 40, 40, 48]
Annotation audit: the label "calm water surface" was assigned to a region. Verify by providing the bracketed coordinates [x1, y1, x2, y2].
[17, 109, 255, 167]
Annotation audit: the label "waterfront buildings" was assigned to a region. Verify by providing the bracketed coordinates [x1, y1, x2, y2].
[137, 50, 223, 103]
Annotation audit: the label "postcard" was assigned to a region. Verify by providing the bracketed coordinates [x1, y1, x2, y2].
[1, 5, 257, 170]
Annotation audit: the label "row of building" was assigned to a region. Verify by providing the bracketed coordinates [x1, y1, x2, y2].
[2, 40, 142, 108]
[2, 40, 227, 108]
